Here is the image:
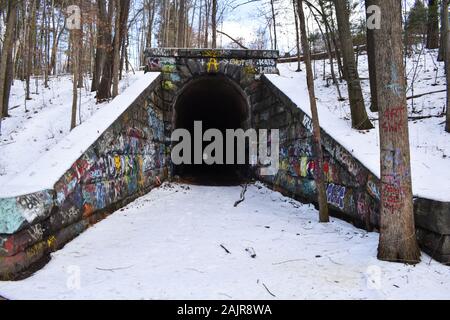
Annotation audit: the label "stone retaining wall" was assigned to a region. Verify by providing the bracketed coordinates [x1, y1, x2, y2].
[0, 75, 169, 280]
[253, 75, 450, 264]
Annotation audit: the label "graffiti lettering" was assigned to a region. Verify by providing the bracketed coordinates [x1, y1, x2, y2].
[381, 106, 405, 133]
[326, 184, 346, 210]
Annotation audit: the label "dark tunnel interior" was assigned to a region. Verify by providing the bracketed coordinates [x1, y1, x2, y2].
[173, 75, 249, 185]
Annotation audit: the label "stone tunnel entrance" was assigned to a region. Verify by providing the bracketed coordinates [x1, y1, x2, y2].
[173, 75, 250, 185]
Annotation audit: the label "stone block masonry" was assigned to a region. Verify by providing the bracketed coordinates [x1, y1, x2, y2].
[253, 75, 450, 264]
[1, 48, 450, 279]
[0, 74, 169, 280]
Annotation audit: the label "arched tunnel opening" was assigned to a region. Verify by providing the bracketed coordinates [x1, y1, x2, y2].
[173, 75, 250, 185]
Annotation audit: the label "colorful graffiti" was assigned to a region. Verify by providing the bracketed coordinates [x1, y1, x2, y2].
[0, 191, 54, 234]
[366, 175, 380, 200]
[326, 184, 346, 210]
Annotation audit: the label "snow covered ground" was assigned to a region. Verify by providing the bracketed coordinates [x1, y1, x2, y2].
[268, 49, 450, 202]
[0, 183, 449, 300]
[0, 72, 146, 189]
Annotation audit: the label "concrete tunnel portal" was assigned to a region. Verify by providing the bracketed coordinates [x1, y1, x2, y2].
[173, 75, 250, 185]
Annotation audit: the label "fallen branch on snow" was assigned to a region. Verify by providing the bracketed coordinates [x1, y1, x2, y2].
[220, 244, 231, 254]
[234, 184, 248, 207]
[407, 89, 446, 100]
[262, 283, 276, 297]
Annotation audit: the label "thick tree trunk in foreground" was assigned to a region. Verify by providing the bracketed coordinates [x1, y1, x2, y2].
[297, 0, 329, 223]
[334, 0, 373, 130]
[445, 0, 450, 133]
[427, 0, 440, 49]
[373, 0, 420, 264]
[365, 0, 378, 112]
[0, 0, 17, 118]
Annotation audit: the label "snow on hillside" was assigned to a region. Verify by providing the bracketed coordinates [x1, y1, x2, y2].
[268, 49, 450, 202]
[0, 72, 146, 189]
[1, 183, 449, 300]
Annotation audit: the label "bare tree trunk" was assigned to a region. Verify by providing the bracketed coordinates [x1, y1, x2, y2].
[165, 0, 171, 46]
[77, 0, 84, 89]
[92, 0, 108, 92]
[177, 0, 186, 47]
[187, 0, 197, 47]
[0, 0, 17, 118]
[365, 0, 378, 112]
[197, 0, 203, 47]
[71, 29, 80, 130]
[328, 9, 344, 80]
[438, 0, 447, 61]
[297, 0, 329, 223]
[97, 0, 114, 101]
[373, 0, 421, 264]
[203, 0, 210, 48]
[50, 14, 63, 76]
[43, 0, 50, 88]
[445, 0, 450, 133]
[293, 0, 302, 72]
[211, 0, 217, 48]
[427, 0, 440, 49]
[306, 1, 342, 100]
[26, 0, 38, 100]
[270, 0, 277, 50]
[334, 0, 373, 130]
[145, 0, 156, 49]
[112, 0, 121, 98]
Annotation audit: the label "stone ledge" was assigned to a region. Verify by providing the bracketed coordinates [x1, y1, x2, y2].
[145, 48, 279, 59]
[415, 198, 450, 235]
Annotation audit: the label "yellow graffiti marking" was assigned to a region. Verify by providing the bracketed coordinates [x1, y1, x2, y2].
[114, 156, 121, 172]
[280, 160, 289, 171]
[300, 157, 308, 177]
[202, 50, 219, 57]
[162, 80, 174, 90]
[207, 58, 220, 73]
[47, 236, 57, 249]
[243, 64, 257, 75]
[138, 156, 145, 188]
[26, 241, 46, 258]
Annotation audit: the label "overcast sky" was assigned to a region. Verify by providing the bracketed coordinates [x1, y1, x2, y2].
[220, 0, 419, 54]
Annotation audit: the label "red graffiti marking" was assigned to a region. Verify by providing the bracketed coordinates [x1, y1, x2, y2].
[357, 194, 369, 217]
[381, 178, 404, 213]
[381, 106, 405, 133]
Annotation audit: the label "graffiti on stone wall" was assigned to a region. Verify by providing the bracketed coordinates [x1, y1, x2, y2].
[53, 101, 167, 219]
[366, 174, 380, 200]
[326, 183, 346, 210]
[0, 191, 54, 234]
[302, 115, 313, 133]
[147, 49, 278, 77]
[147, 102, 164, 141]
[147, 57, 177, 73]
